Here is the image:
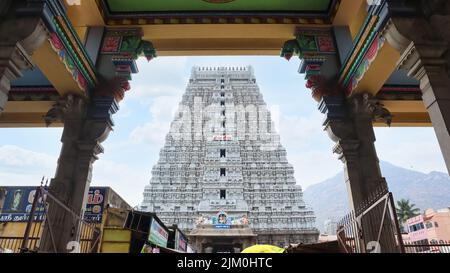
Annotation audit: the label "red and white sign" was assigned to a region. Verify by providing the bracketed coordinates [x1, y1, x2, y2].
[212, 135, 232, 141]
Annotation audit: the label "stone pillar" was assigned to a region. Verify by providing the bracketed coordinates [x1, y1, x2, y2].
[319, 95, 385, 210]
[40, 94, 118, 253]
[319, 93, 399, 252]
[384, 1, 450, 174]
[0, 0, 48, 112]
[416, 50, 450, 174]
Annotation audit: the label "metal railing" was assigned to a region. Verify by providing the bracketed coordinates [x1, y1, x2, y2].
[0, 186, 100, 253]
[337, 187, 450, 254]
[0, 237, 39, 253]
[337, 185, 404, 253]
[404, 240, 450, 253]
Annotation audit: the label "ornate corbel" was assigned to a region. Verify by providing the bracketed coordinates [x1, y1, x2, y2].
[0, 1, 50, 111]
[280, 28, 336, 77]
[319, 93, 392, 161]
[92, 76, 127, 103]
[82, 77, 121, 139]
[382, 10, 450, 128]
[280, 39, 301, 61]
[281, 28, 339, 102]
[383, 1, 450, 80]
[350, 93, 393, 127]
[306, 75, 343, 102]
[43, 94, 85, 126]
[100, 28, 157, 94]
[318, 95, 358, 160]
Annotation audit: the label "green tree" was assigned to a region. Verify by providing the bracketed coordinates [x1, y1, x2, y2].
[396, 199, 421, 232]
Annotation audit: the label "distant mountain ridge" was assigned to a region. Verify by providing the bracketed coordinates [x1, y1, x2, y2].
[303, 161, 450, 232]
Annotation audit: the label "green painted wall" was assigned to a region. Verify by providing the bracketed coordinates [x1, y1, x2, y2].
[106, 0, 331, 13]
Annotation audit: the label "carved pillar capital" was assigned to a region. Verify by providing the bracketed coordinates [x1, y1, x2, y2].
[0, 1, 49, 112]
[318, 95, 360, 164]
[318, 92, 388, 215]
[0, 43, 33, 94]
[383, 6, 450, 174]
[92, 77, 128, 103]
[333, 140, 360, 164]
[98, 28, 157, 99]
[349, 93, 393, 126]
[43, 94, 86, 126]
[76, 141, 104, 162]
[86, 95, 119, 130]
[319, 96, 353, 141]
[323, 118, 354, 144]
[382, 7, 450, 82]
[393, 38, 450, 111]
[281, 28, 340, 102]
[306, 76, 343, 102]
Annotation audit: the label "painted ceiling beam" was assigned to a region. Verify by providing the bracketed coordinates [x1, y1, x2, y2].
[98, 0, 340, 25]
[24, 0, 98, 97]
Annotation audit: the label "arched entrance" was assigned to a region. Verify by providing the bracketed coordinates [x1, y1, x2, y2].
[1, 0, 450, 253]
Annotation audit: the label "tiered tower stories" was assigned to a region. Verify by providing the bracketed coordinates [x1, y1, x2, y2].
[141, 66, 319, 245]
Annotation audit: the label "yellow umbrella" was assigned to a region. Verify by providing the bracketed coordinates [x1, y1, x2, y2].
[241, 244, 286, 253]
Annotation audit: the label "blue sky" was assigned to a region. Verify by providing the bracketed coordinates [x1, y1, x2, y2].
[0, 56, 447, 206]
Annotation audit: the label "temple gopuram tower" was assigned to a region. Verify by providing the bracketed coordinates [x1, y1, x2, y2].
[141, 66, 319, 252]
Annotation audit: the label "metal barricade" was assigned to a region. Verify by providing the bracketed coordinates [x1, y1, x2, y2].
[0, 186, 100, 253]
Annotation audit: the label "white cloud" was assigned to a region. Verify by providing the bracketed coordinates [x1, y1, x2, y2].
[376, 137, 447, 174]
[374, 127, 447, 174]
[288, 151, 342, 190]
[148, 96, 181, 121]
[126, 57, 188, 102]
[125, 57, 191, 147]
[278, 112, 324, 148]
[273, 110, 341, 188]
[0, 145, 145, 207]
[128, 95, 181, 146]
[92, 159, 147, 207]
[129, 121, 170, 147]
[128, 84, 185, 101]
[0, 145, 56, 187]
[0, 145, 56, 171]
[136, 56, 188, 82]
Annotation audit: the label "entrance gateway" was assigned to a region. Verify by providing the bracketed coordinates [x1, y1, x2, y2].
[1, 0, 450, 253]
[189, 213, 257, 253]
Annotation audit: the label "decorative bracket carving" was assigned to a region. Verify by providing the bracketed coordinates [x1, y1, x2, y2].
[306, 75, 344, 102]
[319, 93, 392, 148]
[383, 2, 450, 80]
[281, 28, 339, 102]
[100, 28, 157, 94]
[0, 2, 50, 111]
[43, 94, 85, 126]
[351, 93, 393, 126]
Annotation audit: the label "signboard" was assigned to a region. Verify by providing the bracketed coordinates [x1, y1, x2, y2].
[0, 186, 106, 223]
[83, 188, 106, 223]
[212, 135, 232, 141]
[141, 244, 161, 253]
[148, 219, 168, 247]
[214, 224, 230, 229]
[212, 211, 232, 229]
[175, 229, 187, 252]
[0, 187, 45, 222]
